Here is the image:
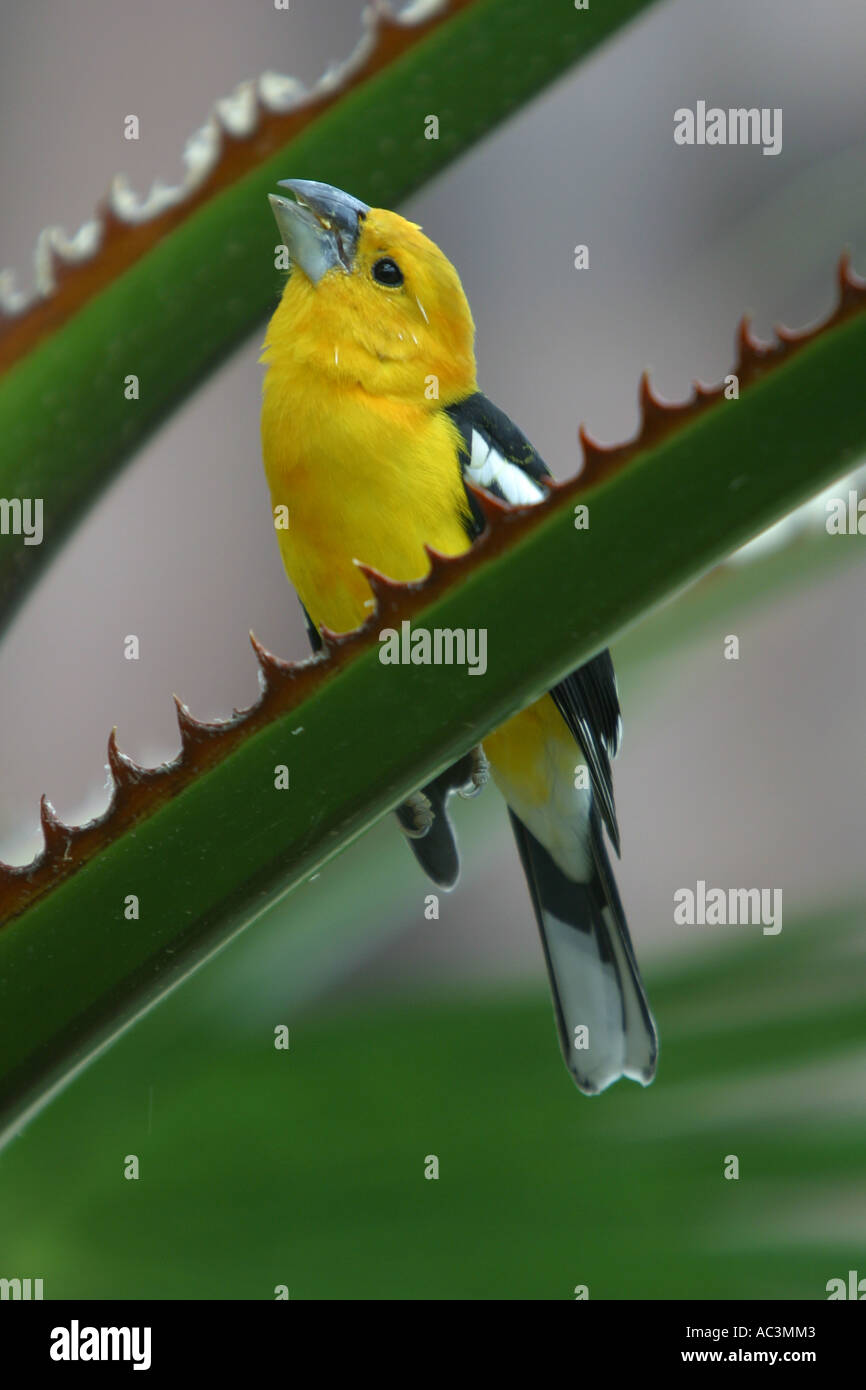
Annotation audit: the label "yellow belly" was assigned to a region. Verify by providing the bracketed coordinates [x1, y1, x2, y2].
[262, 382, 472, 634]
[486, 698, 592, 880]
[484, 697, 569, 805]
[274, 487, 470, 635]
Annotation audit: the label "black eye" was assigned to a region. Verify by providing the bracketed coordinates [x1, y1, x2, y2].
[372, 257, 404, 287]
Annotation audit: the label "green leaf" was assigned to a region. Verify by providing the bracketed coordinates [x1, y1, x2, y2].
[0, 0, 660, 633]
[1, 275, 864, 1146]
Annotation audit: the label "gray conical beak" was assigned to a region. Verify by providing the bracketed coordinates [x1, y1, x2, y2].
[269, 179, 370, 284]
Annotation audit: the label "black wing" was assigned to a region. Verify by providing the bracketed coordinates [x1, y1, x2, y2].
[300, 602, 323, 652]
[446, 392, 550, 536]
[447, 390, 622, 852]
[550, 654, 621, 855]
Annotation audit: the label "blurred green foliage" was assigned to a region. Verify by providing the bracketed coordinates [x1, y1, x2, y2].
[1, 906, 862, 1299]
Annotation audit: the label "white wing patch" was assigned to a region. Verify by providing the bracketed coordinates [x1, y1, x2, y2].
[467, 428, 546, 506]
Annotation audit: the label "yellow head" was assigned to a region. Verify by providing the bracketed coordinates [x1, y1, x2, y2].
[261, 180, 477, 407]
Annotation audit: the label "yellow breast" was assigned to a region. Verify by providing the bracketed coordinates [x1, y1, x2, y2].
[261, 366, 472, 635]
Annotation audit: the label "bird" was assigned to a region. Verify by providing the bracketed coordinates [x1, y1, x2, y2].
[260, 179, 658, 1095]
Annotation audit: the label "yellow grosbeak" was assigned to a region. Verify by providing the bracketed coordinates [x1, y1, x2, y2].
[260, 180, 657, 1095]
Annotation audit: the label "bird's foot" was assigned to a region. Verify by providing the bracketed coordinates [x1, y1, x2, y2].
[396, 790, 434, 839]
[458, 745, 489, 798]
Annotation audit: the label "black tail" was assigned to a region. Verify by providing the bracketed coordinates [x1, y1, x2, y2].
[509, 810, 658, 1095]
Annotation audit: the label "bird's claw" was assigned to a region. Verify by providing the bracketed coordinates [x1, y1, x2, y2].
[397, 790, 434, 839]
[458, 745, 489, 798]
